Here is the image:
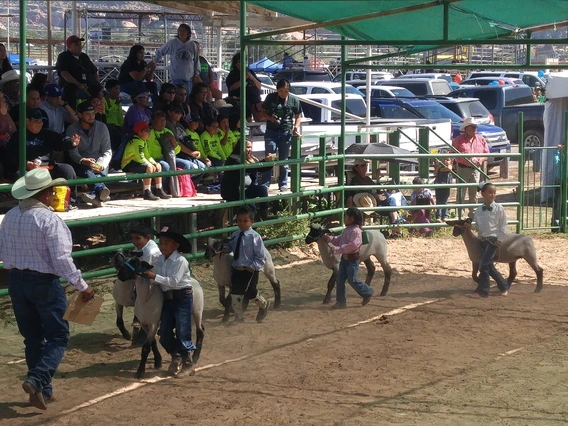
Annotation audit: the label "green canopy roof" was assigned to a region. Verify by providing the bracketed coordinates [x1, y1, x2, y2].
[248, 0, 568, 42]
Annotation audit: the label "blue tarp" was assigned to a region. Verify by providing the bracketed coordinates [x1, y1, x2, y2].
[248, 56, 282, 72]
[8, 52, 37, 65]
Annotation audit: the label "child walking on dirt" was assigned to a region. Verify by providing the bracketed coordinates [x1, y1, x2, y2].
[465, 182, 510, 298]
[324, 207, 374, 309]
[143, 226, 196, 378]
[224, 206, 269, 323]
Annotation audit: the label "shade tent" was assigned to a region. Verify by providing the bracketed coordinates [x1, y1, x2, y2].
[248, 56, 282, 72]
[8, 52, 36, 65]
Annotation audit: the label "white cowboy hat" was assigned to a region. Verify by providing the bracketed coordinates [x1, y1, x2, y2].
[11, 168, 67, 200]
[353, 192, 377, 209]
[0, 69, 20, 89]
[459, 117, 478, 132]
[353, 158, 369, 166]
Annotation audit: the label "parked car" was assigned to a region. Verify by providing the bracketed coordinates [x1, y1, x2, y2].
[466, 71, 546, 89]
[448, 85, 543, 146]
[459, 77, 524, 87]
[397, 72, 458, 89]
[373, 78, 452, 96]
[368, 97, 510, 165]
[273, 68, 332, 83]
[358, 85, 416, 99]
[428, 96, 494, 125]
[256, 73, 276, 100]
[290, 82, 364, 97]
[332, 71, 394, 81]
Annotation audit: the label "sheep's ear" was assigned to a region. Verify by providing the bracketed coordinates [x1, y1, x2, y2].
[445, 220, 457, 226]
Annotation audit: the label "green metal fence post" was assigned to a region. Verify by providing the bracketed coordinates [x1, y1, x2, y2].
[517, 112, 525, 233]
[18, 1, 27, 175]
[561, 112, 568, 233]
[418, 128, 430, 179]
[319, 136, 326, 186]
[388, 130, 401, 185]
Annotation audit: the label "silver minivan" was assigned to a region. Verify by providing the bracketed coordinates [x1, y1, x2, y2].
[374, 78, 452, 96]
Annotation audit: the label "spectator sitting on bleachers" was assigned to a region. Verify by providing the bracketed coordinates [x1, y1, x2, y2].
[39, 84, 78, 134]
[188, 82, 218, 134]
[184, 117, 211, 167]
[174, 83, 192, 127]
[346, 159, 380, 208]
[118, 44, 157, 99]
[10, 85, 48, 129]
[0, 90, 16, 180]
[30, 72, 48, 98]
[217, 113, 231, 161]
[201, 117, 225, 183]
[164, 103, 200, 172]
[0, 43, 13, 78]
[152, 82, 176, 115]
[103, 79, 125, 152]
[121, 121, 171, 201]
[0, 70, 20, 109]
[123, 89, 152, 138]
[223, 114, 242, 161]
[5, 108, 79, 206]
[86, 83, 106, 123]
[66, 102, 112, 208]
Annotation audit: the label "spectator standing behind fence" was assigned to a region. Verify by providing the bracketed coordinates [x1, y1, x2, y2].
[0, 168, 94, 410]
[452, 117, 489, 219]
[56, 35, 99, 110]
[118, 44, 157, 99]
[0, 43, 13, 77]
[260, 78, 302, 192]
[434, 157, 453, 222]
[154, 24, 201, 95]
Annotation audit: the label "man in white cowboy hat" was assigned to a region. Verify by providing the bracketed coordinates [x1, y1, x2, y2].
[452, 117, 490, 218]
[0, 168, 94, 410]
[0, 69, 21, 109]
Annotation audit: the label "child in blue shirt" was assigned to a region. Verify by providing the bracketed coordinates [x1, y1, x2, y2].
[224, 206, 269, 323]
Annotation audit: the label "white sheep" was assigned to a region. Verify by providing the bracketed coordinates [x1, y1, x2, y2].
[205, 237, 281, 323]
[448, 219, 544, 292]
[305, 223, 393, 303]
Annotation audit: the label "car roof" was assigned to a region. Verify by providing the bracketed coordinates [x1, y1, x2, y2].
[361, 85, 414, 90]
[290, 82, 352, 87]
[396, 73, 450, 78]
[382, 78, 449, 83]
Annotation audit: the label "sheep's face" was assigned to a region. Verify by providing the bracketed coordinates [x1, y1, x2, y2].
[446, 219, 471, 237]
[204, 237, 225, 260]
[113, 250, 152, 281]
[305, 224, 329, 244]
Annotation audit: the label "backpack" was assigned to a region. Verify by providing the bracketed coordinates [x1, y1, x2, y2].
[177, 168, 196, 197]
[51, 186, 71, 212]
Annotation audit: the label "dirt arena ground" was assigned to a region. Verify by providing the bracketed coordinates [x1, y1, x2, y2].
[1, 235, 568, 425]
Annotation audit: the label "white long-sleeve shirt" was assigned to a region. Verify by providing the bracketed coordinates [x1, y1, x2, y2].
[134, 239, 161, 265]
[153, 250, 192, 291]
[0, 201, 88, 291]
[472, 201, 508, 242]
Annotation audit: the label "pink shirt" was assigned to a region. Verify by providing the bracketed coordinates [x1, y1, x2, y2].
[325, 225, 362, 254]
[452, 133, 489, 167]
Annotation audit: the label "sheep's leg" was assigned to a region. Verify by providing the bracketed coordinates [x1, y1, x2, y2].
[271, 280, 281, 309]
[378, 261, 393, 297]
[151, 339, 162, 370]
[363, 258, 376, 285]
[472, 262, 480, 284]
[218, 285, 227, 308]
[193, 324, 205, 364]
[507, 261, 518, 286]
[323, 271, 337, 304]
[135, 341, 151, 380]
[535, 266, 544, 293]
[115, 302, 131, 340]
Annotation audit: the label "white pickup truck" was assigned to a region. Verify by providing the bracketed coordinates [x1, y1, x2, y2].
[296, 93, 453, 154]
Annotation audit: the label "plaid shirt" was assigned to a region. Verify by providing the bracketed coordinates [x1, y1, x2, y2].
[0, 203, 88, 291]
[452, 133, 489, 167]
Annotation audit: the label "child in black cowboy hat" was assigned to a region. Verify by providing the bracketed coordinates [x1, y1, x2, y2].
[142, 225, 195, 378]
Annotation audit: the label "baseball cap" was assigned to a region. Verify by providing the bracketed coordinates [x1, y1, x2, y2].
[66, 35, 85, 48]
[133, 121, 150, 135]
[45, 83, 62, 97]
[134, 91, 151, 100]
[26, 107, 44, 121]
[77, 102, 95, 114]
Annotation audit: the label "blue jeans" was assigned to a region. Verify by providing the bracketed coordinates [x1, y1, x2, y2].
[336, 258, 374, 304]
[159, 289, 196, 357]
[476, 241, 509, 297]
[261, 128, 291, 189]
[8, 270, 70, 399]
[435, 188, 450, 219]
[72, 163, 109, 193]
[246, 184, 269, 211]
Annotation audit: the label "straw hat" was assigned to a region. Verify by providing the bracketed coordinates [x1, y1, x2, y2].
[459, 117, 478, 132]
[0, 70, 20, 89]
[353, 192, 377, 208]
[11, 168, 66, 200]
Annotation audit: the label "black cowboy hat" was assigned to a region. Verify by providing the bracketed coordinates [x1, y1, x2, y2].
[155, 226, 192, 253]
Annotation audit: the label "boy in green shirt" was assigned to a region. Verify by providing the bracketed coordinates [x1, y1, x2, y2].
[201, 117, 225, 167]
[121, 121, 171, 201]
[103, 79, 125, 151]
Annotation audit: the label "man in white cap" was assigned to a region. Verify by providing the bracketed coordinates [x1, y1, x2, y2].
[0, 69, 21, 109]
[452, 117, 490, 218]
[0, 168, 94, 410]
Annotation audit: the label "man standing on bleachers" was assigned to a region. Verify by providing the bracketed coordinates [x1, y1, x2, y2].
[66, 103, 112, 207]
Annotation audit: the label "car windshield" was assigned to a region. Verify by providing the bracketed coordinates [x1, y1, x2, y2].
[331, 86, 365, 96]
[412, 103, 464, 122]
[331, 99, 366, 119]
[390, 88, 415, 97]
